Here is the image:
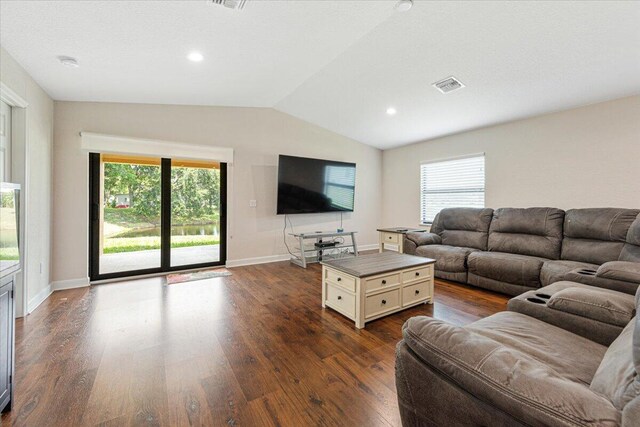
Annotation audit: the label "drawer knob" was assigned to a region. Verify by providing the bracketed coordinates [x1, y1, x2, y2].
[388, 236, 392, 240]
[381, 299, 387, 305]
[337, 277, 342, 282]
[415, 290, 420, 295]
[337, 296, 342, 300]
[382, 280, 387, 285]
[415, 272, 420, 276]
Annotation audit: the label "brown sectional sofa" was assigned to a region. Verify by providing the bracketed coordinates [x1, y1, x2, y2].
[405, 207, 640, 296]
[395, 287, 640, 426]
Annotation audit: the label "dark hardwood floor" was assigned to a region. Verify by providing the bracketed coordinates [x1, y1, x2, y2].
[1, 259, 508, 426]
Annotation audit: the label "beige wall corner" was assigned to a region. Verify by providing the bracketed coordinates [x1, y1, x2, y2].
[382, 95, 640, 227]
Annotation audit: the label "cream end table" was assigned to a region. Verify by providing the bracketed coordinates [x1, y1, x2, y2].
[377, 227, 426, 254]
[321, 252, 435, 328]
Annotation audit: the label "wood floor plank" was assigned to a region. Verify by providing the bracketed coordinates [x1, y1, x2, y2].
[324, 351, 402, 426]
[2, 259, 508, 426]
[164, 358, 217, 426]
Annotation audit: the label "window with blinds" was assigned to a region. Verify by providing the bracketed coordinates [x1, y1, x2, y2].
[420, 154, 485, 224]
[325, 165, 356, 210]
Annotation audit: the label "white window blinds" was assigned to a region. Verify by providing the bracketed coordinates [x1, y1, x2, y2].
[420, 154, 485, 224]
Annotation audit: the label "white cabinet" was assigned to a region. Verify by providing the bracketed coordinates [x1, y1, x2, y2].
[0, 274, 14, 413]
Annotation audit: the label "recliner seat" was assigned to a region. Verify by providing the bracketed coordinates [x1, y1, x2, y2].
[395, 289, 640, 426]
[467, 207, 564, 295]
[406, 207, 493, 283]
[541, 209, 640, 294]
[467, 251, 548, 295]
[415, 245, 478, 283]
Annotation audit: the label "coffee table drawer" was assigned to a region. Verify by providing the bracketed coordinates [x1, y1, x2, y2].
[403, 266, 433, 283]
[381, 232, 400, 244]
[403, 280, 431, 306]
[365, 272, 401, 293]
[325, 268, 356, 292]
[326, 284, 356, 319]
[365, 288, 400, 319]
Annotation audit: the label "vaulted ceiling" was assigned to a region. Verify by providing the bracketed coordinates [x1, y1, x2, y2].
[2, 1, 639, 149]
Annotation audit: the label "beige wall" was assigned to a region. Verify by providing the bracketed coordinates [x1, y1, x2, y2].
[0, 46, 54, 315]
[382, 95, 640, 227]
[53, 102, 382, 283]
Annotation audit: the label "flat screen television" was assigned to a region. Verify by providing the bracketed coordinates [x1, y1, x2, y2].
[277, 155, 356, 214]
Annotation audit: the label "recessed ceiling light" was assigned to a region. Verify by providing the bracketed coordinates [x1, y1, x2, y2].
[386, 107, 397, 116]
[58, 56, 79, 68]
[187, 52, 204, 62]
[395, 0, 413, 12]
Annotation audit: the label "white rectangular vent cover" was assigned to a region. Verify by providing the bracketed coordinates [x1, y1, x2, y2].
[210, 0, 247, 10]
[432, 76, 465, 94]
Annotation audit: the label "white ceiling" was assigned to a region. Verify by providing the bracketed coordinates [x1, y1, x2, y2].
[2, 1, 639, 149]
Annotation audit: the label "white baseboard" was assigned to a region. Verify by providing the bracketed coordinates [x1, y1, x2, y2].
[358, 244, 380, 252]
[51, 277, 90, 291]
[27, 284, 52, 314]
[226, 254, 291, 268]
[226, 244, 380, 268]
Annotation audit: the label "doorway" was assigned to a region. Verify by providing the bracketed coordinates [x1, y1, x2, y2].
[89, 153, 226, 281]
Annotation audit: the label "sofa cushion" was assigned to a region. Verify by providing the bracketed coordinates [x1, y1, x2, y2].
[415, 245, 478, 273]
[565, 208, 639, 242]
[562, 269, 640, 296]
[468, 251, 547, 287]
[431, 207, 494, 251]
[627, 217, 640, 247]
[547, 287, 636, 327]
[540, 260, 600, 287]
[468, 312, 607, 385]
[620, 216, 640, 262]
[488, 207, 564, 259]
[598, 261, 640, 284]
[590, 315, 639, 410]
[621, 245, 640, 263]
[562, 208, 640, 265]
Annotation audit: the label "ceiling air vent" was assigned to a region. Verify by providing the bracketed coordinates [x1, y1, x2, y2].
[210, 0, 248, 10]
[432, 76, 465, 94]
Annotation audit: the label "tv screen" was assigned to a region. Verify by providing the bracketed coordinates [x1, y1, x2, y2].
[277, 155, 356, 214]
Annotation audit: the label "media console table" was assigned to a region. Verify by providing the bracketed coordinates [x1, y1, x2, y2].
[321, 252, 435, 328]
[289, 231, 358, 268]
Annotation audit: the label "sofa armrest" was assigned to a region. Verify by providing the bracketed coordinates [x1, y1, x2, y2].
[405, 231, 441, 246]
[597, 261, 640, 284]
[547, 287, 636, 327]
[565, 268, 640, 295]
[402, 316, 620, 426]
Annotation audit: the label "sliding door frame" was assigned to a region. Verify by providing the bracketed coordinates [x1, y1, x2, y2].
[89, 153, 227, 281]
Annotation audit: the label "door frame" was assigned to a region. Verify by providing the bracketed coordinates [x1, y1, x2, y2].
[89, 153, 227, 281]
[1, 82, 29, 318]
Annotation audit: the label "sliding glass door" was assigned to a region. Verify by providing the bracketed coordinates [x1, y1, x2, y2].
[169, 160, 222, 267]
[96, 155, 162, 275]
[89, 153, 226, 281]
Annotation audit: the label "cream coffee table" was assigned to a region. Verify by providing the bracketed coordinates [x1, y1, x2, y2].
[321, 252, 435, 328]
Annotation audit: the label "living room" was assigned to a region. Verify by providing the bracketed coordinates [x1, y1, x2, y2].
[0, 1, 639, 426]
